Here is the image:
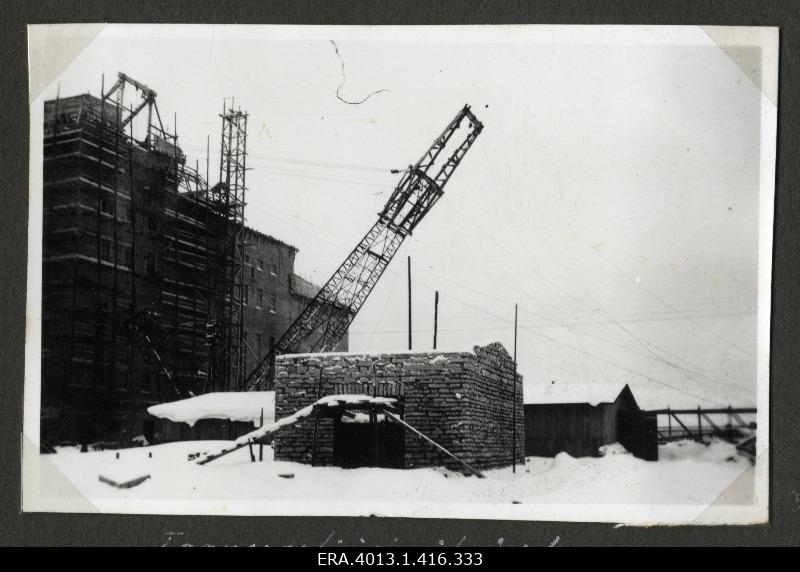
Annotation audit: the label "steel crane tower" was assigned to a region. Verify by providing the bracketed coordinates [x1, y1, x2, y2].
[245, 104, 484, 390]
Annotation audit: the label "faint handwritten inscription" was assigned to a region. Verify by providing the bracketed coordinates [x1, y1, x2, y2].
[161, 530, 562, 547]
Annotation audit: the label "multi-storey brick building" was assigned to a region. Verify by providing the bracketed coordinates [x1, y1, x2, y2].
[239, 228, 348, 379]
[41, 87, 346, 445]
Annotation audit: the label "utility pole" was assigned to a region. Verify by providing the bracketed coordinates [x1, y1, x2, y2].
[433, 290, 439, 350]
[512, 303, 518, 474]
[408, 256, 412, 350]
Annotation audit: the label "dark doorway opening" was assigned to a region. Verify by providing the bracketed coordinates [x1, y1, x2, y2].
[142, 419, 155, 444]
[333, 417, 405, 468]
[618, 411, 659, 461]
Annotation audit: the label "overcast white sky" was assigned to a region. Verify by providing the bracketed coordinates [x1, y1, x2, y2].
[38, 25, 775, 409]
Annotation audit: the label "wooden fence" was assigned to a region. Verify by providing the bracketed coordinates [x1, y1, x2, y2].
[645, 407, 756, 444]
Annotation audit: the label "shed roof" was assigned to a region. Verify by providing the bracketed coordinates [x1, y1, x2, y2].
[147, 391, 275, 427]
[524, 381, 630, 407]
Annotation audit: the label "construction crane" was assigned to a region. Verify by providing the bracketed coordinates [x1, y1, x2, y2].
[244, 104, 484, 391]
[102, 72, 164, 148]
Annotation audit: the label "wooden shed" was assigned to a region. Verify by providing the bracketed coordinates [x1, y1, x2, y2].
[524, 382, 658, 461]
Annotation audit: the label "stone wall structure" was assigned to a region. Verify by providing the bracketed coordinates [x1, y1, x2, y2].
[273, 342, 524, 471]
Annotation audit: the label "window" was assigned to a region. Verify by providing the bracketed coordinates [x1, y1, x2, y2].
[68, 365, 92, 388]
[144, 370, 158, 394]
[243, 285, 250, 306]
[257, 259, 264, 271]
[99, 238, 112, 261]
[100, 198, 114, 216]
[256, 334, 262, 358]
[269, 264, 277, 277]
[115, 200, 128, 221]
[146, 253, 157, 274]
[251, 266, 255, 279]
[256, 288, 264, 309]
[269, 293, 277, 313]
[120, 246, 133, 268]
[140, 372, 151, 394]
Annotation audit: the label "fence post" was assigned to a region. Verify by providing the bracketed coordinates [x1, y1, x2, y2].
[728, 406, 733, 441]
[668, 407, 672, 439]
[697, 406, 702, 441]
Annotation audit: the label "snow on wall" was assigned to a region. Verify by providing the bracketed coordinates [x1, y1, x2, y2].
[147, 392, 275, 427]
[282, 341, 493, 360]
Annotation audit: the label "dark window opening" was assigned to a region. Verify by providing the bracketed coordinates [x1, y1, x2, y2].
[99, 238, 112, 261]
[100, 198, 114, 216]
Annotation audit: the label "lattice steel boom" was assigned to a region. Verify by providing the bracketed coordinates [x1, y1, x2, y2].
[245, 104, 483, 390]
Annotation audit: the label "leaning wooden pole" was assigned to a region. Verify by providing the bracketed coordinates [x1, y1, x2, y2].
[259, 407, 264, 462]
[197, 440, 251, 465]
[385, 412, 484, 478]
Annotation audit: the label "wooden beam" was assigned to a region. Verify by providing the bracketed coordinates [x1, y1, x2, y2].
[669, 411, 699, 442]
[701, 412, 722, 432]
[646, 407, 756, 415]
[731, 412, 748, 427]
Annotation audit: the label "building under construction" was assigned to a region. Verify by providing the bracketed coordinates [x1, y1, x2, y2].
[41, 73, 343, 445]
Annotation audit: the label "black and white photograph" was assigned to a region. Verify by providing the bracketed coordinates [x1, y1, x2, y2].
[22, 24, 776, 524]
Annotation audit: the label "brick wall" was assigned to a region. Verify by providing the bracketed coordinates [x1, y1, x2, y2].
[240, 229, 349, 378]
[468, 344, 526, 469]
[273, 342, 524, 471]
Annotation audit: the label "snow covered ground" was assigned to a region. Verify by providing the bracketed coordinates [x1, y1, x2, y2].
[40, 438, 760, 523]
